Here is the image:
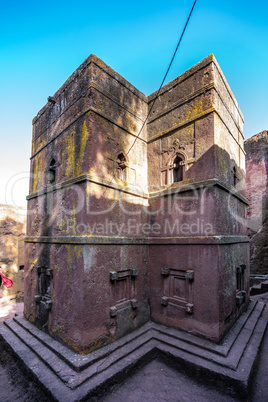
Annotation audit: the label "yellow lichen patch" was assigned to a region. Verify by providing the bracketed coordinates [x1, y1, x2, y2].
[78, 335, 116, 355]
[193, 99, 203, 116]
[63, 129, 75, 178]
[66, 244, 82, 278]
[57, 214, 67, 233]
[66, 244, 73, 277]
[34, 136, 46, 155]
[70, 203, 77, 233]
[196, 140, 206, 156]
[51, 288, 56, 301]
[173, 98, 204, 128]
[48, 325, 115, 355]
[75, 120, 90, 176]
[30, 257, 38, 271]
[74, 244, 83, 261]
[49, 324, 66, 342]
[32, 154, 43, 193]
[53, 264, 61, 272]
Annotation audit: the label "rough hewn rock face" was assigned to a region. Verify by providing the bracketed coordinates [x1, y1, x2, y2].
[24, 54, 249, 351]
[0, 204, 26, 302]
[245, 131, 268, 275]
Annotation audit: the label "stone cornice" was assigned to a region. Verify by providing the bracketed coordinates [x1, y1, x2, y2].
[147, 82, 215, 125]
[27, 173, 149, 200]
[33, 82, 146, 143]
[147, 107, 216, 143]
[148, 236, 250, 244]
[147, 106, 245, 155]
[149, 178, 248, 205]
[24, 235, 249, 245]
[27, 174, 248, 206]
[25, 235, 148, 245]
[91, 82, 146, 122]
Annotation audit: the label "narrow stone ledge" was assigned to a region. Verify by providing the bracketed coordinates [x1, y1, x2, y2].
[149, 177, 249, 205]
[24, 235, 250, 245]
[148, 236, 250, 245]
[27, 173, 149, 200]
[27, 176, 248, 206]
[24, 235, 148, 245]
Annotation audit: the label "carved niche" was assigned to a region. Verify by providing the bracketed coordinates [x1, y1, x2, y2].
[160, 267, 194, 314]
[160, 129, 196, 186]
[109, 268, 138, 317]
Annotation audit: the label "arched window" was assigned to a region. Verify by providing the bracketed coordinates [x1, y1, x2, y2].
[173, 155, 184, 183]
[48, 158, 56, 184]
[117, 153, 127, 181]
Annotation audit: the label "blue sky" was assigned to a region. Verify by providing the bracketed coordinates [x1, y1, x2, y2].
[1, 0, 267, 207]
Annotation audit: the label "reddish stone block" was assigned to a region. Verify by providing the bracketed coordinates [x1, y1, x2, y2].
[24, 54, 249, 351]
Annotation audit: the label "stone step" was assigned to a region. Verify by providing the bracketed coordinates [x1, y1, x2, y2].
[261, 280, 268, 292]
[0, 323, 73, 401]
[0, 298, 267, 401]
[250, 280, 268, 295]
[4, 319, 78, 388]
[12, 299, 259, 367]
[151, 299, 258, 357]
[12, 315, 154, 372]
[4, 317, 154, 390]
[0, 321, 156, 401]
[151, 300, 266, 371]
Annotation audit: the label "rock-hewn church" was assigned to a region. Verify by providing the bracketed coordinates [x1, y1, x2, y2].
[24, 54, 249, 352]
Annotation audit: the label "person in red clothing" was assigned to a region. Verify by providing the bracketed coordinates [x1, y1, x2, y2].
[0, 268, 13, 289]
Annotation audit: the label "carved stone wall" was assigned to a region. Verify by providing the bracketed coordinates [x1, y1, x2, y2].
[24, 54, 249, 351]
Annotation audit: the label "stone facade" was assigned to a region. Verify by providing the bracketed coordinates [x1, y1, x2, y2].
[24, 54, 249, 352]
[0, 204, 26, 302]
[245, 131, 268, 275]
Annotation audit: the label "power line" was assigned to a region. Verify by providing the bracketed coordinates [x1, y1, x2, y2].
[126, 0, 197, 157]
[103, 0, 197, 194]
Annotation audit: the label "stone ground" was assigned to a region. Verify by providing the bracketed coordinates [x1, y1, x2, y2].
[0, 294, 267, 402]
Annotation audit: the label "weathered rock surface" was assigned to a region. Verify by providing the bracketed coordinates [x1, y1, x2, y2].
[245, 131, 268, 275]
[24, 54, 249, 350]
[0, 204, 26, 302]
